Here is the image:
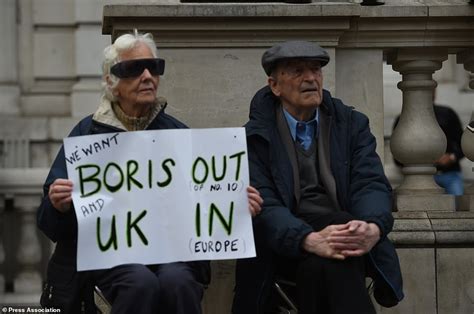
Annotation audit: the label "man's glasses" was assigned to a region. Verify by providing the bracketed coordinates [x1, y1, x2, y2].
[110, 58, 165, 79]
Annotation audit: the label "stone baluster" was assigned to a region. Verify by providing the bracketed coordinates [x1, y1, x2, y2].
[0, 169, 48, 298]
[0, 0, 20, 294]
[0, 0, 20, 116]
[0, 195, 5, 293]
[457, 49, 474, 90]
[14, 193, 42, 293]
[387, 48, 455, 211]
[457, 49, 474, 210]
[461, 112, 474, 160]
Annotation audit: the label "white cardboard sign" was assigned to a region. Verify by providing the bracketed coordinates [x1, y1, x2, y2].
[63, 128, 255, 271]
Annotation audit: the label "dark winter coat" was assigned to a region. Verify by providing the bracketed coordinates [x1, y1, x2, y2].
[233, 86, 404, 313]
[37, 103, 210, 313]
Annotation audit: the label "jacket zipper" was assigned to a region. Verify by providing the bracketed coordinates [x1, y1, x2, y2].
[345, 107, 353, 209]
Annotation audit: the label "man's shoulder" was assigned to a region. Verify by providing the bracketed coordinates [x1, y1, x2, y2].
[322, 90, 360, 122]
[322, 90, 352, 112]
[246, 85, 277, 138]
[250, 85, 277, 115]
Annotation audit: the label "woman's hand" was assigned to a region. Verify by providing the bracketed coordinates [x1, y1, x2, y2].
[247, 186, 263, 217]
[48, 179, 74, 213]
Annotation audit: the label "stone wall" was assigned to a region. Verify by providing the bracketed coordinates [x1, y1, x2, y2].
[0, 0, 109, 168]
[1, 0, 473, 313]
[1, 1, 472, 171]
[379, 212, 474, 314]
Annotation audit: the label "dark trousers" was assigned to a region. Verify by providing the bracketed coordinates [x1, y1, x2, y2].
[94, 262, 204, 314]
[279, 211, 375, 314]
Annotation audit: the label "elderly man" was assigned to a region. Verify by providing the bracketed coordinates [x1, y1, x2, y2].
[233, 41, 404, 314]
[38, 31, 262, 314]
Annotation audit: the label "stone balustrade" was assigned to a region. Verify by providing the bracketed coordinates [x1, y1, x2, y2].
[385, 211, 474, 313]
[458, 50, 474, 211]
[387, 48, 454, 211]
[379, 211, 474, 314]
[0, 168, 49, 305]
[0, 0, 473, 313]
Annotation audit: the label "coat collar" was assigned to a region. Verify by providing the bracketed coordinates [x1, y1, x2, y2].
[92, 95, 167, 131]
[246, 85, 335, 140]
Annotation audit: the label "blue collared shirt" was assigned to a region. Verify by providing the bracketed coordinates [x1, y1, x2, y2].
[283, 108, 319, 150]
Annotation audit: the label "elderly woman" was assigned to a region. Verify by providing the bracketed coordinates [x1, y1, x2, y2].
[38, 31, 262, 314]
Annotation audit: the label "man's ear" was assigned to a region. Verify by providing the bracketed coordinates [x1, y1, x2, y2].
[268, 76, 281, 97]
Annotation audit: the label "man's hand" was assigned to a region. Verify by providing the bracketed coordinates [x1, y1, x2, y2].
[247, 186, 263, 217]
[328, 220, 380, 257]
[48, 179, 73, 213]
[302, 225, 348, 260]
[302, 220, 381, 259]
[435, 153, 456, 167]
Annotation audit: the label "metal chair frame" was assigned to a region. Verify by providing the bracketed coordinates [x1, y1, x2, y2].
[94, 286, 112, 314]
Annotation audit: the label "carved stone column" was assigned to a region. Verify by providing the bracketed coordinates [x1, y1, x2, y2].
[0, 195, 5, 293]
[457, 49, 474, 210]
[457, 49, 474, 90]
[0, 0, 20, 116]
[14, 193, 42, 293]
[0, 169, 48, 299]
[461, 112, 474, 160]
[387, 48, 455, 211]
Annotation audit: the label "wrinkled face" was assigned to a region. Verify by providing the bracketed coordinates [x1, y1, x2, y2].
[112, 42, 159, 115]
[269, 59, 323, 118]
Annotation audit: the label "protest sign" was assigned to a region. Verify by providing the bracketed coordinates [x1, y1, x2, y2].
[63, 128, 255, 271]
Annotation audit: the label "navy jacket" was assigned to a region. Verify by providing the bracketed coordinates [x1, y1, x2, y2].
[233, 86, 403, 313]
[37, 107, 210, 313]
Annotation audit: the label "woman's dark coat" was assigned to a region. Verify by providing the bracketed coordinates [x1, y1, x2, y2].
[37, 106, 210, 313]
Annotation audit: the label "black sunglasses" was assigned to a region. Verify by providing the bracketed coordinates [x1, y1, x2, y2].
[110, 58, 165, 78]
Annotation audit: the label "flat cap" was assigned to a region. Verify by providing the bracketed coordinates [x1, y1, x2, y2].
[261, 40, 330, 76]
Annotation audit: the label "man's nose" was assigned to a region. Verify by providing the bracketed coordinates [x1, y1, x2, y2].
[302, 68, 318, 81]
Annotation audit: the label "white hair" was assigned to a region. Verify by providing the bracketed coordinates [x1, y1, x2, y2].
[102, 30, 158, 102]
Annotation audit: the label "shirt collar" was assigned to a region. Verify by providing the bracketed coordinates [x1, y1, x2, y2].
[282, 107, 319, 141]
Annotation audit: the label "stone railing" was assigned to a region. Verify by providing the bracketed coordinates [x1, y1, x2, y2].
[1, 1, 473, 313]
[0, 168, 49, 305]
[381, 211, 474, 313]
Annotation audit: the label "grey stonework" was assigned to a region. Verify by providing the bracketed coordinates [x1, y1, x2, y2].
[0, 0, 473, 313]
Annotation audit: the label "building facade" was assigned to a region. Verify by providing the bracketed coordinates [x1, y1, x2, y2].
[1, 0, 473, 313]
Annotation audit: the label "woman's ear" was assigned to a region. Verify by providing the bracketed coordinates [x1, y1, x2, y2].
[105, 74, 113, 88]
[106, 75, 119, 96]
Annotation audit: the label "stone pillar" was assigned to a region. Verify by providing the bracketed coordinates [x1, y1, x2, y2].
[387, 48, 455, 211]
[457, 50, 474, 211]
[461, 112, 474, 159]
[0, 169, 48, 303]
[0, 0, 19, 291]
[336, 49, 385, 160]
[71, 1, 109, 118]
[459, 112, 474, 210]
[457, 49, 474, 90]
[0, 196, 5, 293]
[0, 0, 20, 116]
[14, 193, 42, 293]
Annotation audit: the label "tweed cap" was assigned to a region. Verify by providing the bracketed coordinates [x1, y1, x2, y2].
[261, 40, 330, 76]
